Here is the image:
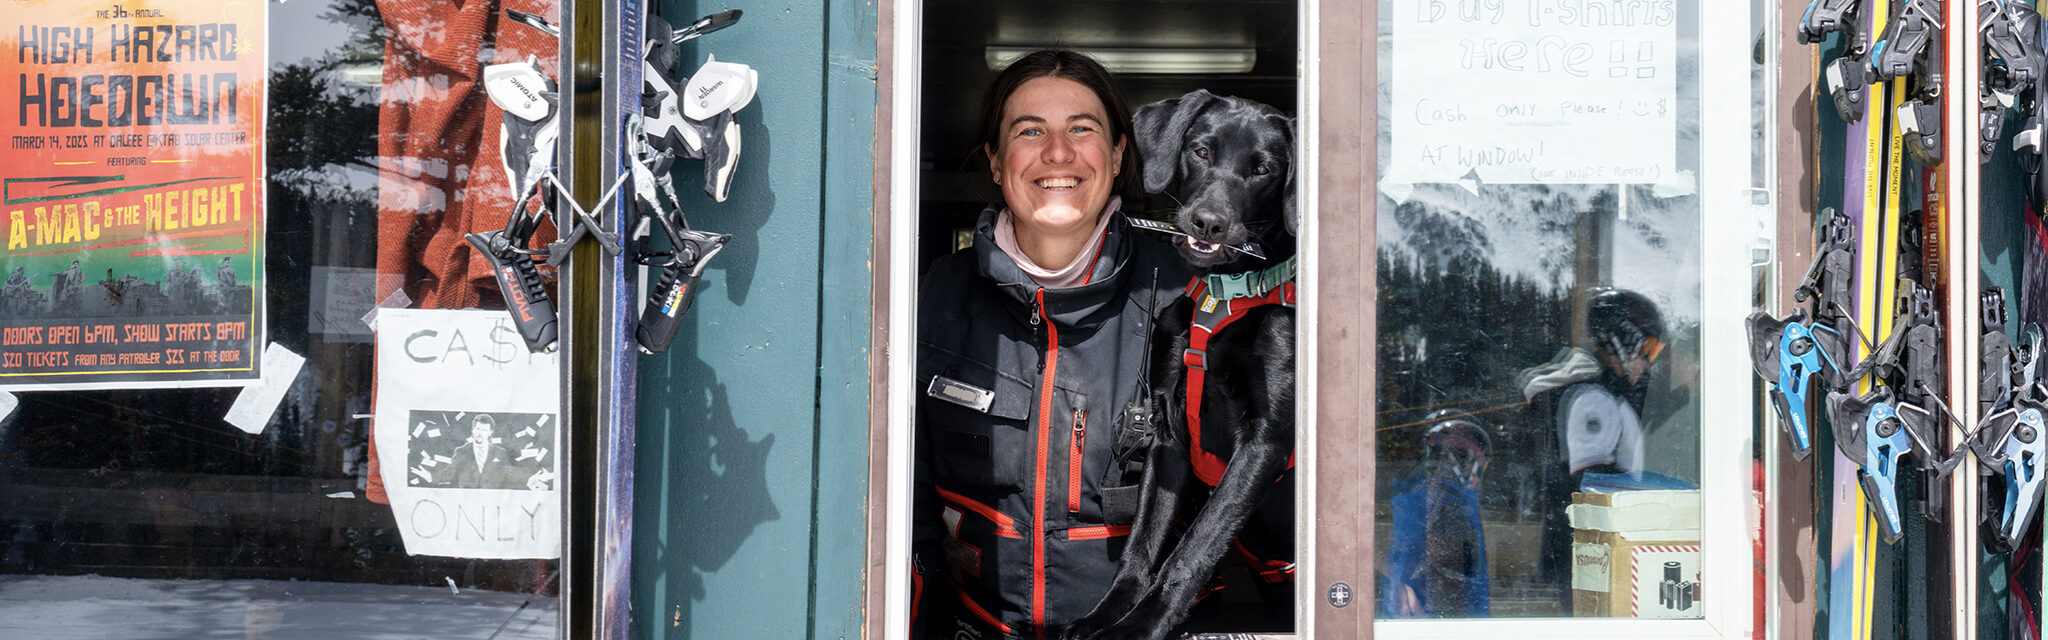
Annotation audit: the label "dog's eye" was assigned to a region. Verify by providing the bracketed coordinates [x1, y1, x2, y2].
[1193, 147, 1209, 160]
[1253, 164, 1271, 176]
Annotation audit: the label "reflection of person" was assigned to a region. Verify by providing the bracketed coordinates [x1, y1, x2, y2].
[447, 414, 519, 489]
[1382, 412, 1492, 618]
[1518, 288, 1666, 611]
[912, 50, 1188, 638]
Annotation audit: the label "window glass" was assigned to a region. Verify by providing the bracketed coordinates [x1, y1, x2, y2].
[1373, 0, 1705, 619]
[1, 1, 562, 636]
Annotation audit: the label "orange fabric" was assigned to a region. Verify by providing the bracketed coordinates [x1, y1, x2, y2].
[1065, 525, 1131, 540]
[1067, 409, 1085, 513]
[1031, 288, 1056, 640]
[1232, 538, 1295, 584]
[366, 0, 559, 504]
[959, 588, 1015, 635]
[937, 487, 1024, 539]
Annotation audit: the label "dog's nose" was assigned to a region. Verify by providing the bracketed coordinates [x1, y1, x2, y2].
[1188, 209, 1229, 237]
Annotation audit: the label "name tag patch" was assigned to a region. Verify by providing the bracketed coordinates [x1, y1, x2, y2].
[927, 375, 995, 413]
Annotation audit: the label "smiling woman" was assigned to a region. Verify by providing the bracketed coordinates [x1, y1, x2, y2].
[982, 71, 1130, 272]
[911, 49, 1193, 639]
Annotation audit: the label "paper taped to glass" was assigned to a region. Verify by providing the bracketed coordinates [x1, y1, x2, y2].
[373, 308, 560, 559]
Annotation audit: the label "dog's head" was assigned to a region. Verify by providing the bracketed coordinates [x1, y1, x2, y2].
[1135, 89, 1297, 270]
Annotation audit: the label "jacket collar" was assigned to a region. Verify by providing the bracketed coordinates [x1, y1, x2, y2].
[973, 202, 1136, 331]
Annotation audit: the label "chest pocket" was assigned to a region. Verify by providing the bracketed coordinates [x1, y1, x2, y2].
[921, 349, 1036, 496]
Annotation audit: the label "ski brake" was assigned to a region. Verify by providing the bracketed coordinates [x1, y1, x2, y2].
[1748, 209, 1858, 459]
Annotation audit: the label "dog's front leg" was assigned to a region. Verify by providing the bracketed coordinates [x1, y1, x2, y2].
[1094, 440, 1292, 640]
[1062, 418, 1191, 640]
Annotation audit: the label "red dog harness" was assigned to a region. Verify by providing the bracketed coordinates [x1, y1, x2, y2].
[1181, 257, 1297, 487]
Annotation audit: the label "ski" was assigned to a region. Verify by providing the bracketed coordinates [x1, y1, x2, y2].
[1970, 2, 2048, 636]
[1824, 0, 1887, 635]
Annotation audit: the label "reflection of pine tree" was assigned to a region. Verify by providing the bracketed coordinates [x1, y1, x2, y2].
[267, 0, 382, 204]
[1376, 246, 1567, 490]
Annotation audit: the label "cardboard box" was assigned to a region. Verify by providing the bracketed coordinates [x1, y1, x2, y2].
[1568, 490, 1702, 618]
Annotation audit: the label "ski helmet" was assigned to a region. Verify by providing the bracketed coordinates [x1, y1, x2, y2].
[1421, 411, 1491, 487]
[1586, 288, 1665, 365]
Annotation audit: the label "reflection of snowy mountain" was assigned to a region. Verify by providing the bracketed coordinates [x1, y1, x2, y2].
[1378, 182, 1702, 325]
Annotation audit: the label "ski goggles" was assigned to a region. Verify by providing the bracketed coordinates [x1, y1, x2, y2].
[1640, 336, 1666, 364]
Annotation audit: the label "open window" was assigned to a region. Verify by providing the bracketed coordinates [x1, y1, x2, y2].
[892, 0, 1305, 637]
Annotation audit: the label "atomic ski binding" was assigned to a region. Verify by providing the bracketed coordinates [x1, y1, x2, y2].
[1970, 290, 2048, 554]
[472, 36, 568, 352]
[1872, 0, 1947, 164]
[1981, 0, 2046, 161]
[1748, 209, 1859, 459]
[627, 10, 754, 353]
[1824, 281, 1968, 544]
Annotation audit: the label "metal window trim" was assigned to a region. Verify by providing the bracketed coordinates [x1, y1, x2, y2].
[878, 1, 922, 638]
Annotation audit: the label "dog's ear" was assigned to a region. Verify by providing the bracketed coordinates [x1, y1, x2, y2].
[1281, 113, 1300, 237]
[1134, 89, 1219, 194]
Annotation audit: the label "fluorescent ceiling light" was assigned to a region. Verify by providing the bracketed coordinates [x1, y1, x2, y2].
[984, 46, 1257, 74]
[337, 63, 383, 87]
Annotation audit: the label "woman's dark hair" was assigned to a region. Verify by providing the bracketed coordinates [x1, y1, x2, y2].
[976, 49, 1138, 196]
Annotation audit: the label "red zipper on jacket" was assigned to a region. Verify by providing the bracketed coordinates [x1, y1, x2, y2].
[1032, 287, 1056, 640]
[1068, 408, 1086, 514]
[1063, 240, 1103, 519]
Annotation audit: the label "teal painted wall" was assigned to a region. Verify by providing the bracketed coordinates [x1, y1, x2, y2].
[632, 1, 875, 638]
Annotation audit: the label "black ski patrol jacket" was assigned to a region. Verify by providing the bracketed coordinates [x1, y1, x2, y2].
[915, 203, 1190, 640]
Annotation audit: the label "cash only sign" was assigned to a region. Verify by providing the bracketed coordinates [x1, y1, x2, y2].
[1, 0, 266, 390]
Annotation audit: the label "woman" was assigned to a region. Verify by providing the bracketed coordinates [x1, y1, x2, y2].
[914, 50, 1191, 639]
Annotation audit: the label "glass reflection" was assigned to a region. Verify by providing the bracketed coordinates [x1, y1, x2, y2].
[1376, 182, 1703, 618]
[0, 1, 563, 636]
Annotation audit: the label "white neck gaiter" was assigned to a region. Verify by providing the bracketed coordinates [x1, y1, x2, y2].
[993, 196, 1119, 289]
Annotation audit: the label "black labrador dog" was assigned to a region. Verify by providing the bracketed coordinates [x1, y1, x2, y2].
[1066, 89, 1297, 640]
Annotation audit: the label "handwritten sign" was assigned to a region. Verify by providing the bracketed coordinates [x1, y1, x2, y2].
[1390, 0, 1677, 185]
[375, 309, 560, 559]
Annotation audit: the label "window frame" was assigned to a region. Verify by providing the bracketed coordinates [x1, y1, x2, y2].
[873, 1, 1758, 638]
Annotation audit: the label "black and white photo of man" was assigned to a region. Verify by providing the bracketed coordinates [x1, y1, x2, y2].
[449, 414, 520, 489]
[406, 410, 556, 491]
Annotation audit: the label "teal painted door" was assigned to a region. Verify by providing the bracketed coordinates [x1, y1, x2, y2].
[632, 1, 876, 638]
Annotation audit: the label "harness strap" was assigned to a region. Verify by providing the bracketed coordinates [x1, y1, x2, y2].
[1233, 538, 1298, 584]
[1184, 262, 1298, 487]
